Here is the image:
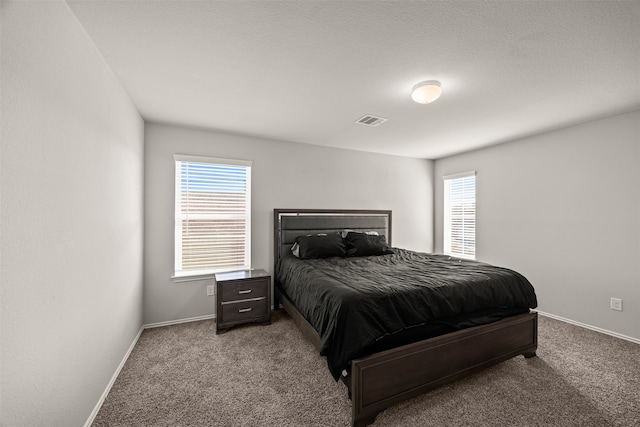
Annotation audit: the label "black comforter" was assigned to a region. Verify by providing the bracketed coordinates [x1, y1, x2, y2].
[276, 248, 538, 380]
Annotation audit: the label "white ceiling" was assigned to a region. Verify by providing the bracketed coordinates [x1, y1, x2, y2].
[67, 0, 640, 159]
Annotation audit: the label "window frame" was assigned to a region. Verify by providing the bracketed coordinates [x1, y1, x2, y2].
[173, 154, 252, 280]
[443, 171, 476, 260]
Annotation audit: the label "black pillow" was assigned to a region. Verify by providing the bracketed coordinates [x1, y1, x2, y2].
[345, 232, 394, 257]
[294, 233, 346, 259]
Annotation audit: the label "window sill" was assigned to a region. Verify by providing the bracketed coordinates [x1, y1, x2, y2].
[443, 253, 476, 261]
[171, 273, 218, 283]
[172, 267, 253, 283]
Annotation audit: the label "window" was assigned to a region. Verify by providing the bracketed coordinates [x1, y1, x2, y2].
[174, 155, 252, 278]
[443, 171, 476, 259]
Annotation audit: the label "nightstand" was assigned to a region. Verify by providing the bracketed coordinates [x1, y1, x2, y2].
[215, 269, 271, 334]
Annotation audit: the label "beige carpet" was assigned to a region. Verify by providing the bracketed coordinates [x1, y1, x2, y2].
[93, 311, 640, 426]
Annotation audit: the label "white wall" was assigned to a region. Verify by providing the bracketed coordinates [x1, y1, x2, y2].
[434, 111, 640, 341]
[0, 2, 144, 426]
[144, 122, 433, 324]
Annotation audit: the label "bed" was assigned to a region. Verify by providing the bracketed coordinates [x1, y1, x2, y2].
[273, 209, 538, 427]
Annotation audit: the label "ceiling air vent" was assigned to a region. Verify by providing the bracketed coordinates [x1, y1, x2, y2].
[355, 115, 388, 127]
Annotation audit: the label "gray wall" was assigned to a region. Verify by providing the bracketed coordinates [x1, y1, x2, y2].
[0, 2, 144, 425]
[144, 122, 434, 325]
[434, 111, 640, 340]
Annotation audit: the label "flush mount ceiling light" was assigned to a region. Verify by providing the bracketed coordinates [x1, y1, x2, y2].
[411, 80, 442, 104]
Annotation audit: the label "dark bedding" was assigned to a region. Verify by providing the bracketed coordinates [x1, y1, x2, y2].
[275, 248, 538, 380]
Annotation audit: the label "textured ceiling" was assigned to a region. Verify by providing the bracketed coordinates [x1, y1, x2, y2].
[67, 1, 640, 159]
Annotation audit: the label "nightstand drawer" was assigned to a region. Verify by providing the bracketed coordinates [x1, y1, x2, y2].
[221, 298, 268, 323]
[220, 278, 268, 303]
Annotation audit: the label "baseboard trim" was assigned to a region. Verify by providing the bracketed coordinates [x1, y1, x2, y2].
[536, 310, 640, 345]
[84, 325, 145, 427]
[143, 313, 216, 329]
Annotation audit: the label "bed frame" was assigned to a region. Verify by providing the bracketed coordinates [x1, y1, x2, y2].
[273, 209, 537, 427]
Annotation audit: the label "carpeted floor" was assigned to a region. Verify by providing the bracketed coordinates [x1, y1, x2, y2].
[93, 311, 640, 426]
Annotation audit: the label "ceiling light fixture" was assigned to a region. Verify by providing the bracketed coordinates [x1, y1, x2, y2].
[411, 80, 442, 104]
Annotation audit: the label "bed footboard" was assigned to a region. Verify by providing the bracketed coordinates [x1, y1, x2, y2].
[348, 312, 538, 426]
[276, 285, 537, 427]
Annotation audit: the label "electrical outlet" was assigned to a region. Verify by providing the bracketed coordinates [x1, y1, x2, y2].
[610, 297, 623, 311]
[207, 285, 214, 296]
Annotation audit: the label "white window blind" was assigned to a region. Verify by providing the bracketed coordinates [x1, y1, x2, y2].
[444, 171, 476, 259]
[174, 155, 252, 277]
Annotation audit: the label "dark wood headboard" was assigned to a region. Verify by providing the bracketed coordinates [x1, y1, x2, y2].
[273, 209, 392, 264]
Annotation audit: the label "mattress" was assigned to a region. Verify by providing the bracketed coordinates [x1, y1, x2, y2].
[275, 248, 538, 380]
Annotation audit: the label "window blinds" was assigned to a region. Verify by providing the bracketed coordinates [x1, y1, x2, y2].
[444, 171, 476, 259]
[174, 156, 252, 277]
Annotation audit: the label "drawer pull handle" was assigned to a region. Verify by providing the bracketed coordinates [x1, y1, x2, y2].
[238, 307, 252, 313]
[238, 289, 252, 295]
